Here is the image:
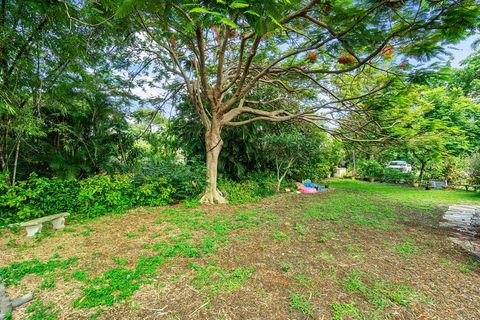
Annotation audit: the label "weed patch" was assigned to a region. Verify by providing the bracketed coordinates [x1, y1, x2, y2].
[191, 265, 254, 296]
[339, 270, 425, 314]
[281, 263, 293, 272]
[272, 229, 291, 241]
[289, 292, 315, 318]
[331, 302, 364, 320]
[393, 238, 418, 257]
[25, 300, 58, 320]
[0, 257, 79, 286]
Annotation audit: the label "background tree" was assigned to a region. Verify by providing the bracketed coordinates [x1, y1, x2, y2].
[0, 0, 139, 181]
[341, 65, 480, 183]
[262, 129, 332, 191]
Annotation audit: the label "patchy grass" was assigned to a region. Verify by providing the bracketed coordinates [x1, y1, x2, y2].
[0, 257, 79, 285]
[393, 238, 419, 258]
[457, 258, 480, 274]
[0, 180, 479, 319]
[190, 264, 254, 297]
[289, 292, 315, 318]
[25, 300, 58, 320]
[331, 302, 364, 320]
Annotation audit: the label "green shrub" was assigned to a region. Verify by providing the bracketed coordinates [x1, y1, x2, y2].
[133, 177, 175, 206]
[470, 153, 480, 186]
[245, 172, 279, 196]
[218, 178, 262, 204]
[133, 158, 205, 200]
[0, 165, 281, 226]
[381, 168, 415, 184]
[0, 172, 177, 226]
[0, 173, 79, 225]
[357, 160, 384, 179]
[77, 174, 134, 217]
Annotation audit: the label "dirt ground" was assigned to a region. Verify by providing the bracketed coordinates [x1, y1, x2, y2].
[1, 188, 479, 320]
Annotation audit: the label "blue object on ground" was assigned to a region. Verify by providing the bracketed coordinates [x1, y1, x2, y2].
[303, 182, 325, 190]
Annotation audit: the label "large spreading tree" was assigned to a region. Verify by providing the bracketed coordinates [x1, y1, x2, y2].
[111, 0, 479, 203]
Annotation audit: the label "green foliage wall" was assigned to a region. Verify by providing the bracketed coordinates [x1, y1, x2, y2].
[0, 161, 294, 226]
[0, 171, 177, 226]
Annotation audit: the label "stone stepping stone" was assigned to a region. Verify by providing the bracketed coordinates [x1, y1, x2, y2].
[442, 205, 480, 259]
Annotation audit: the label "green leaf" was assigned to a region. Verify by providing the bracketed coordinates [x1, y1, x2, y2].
[220, 17, 238, 29]
[245, 10, 260, 17]
[230, 2, 249, 9]
[189, 7, 223, 17]
[189, 7, 213, 14]
[268, 15, 284, 30]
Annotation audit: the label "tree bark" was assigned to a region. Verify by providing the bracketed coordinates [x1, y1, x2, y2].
[419, 162, 427, 182]
[200, 123, 227, 204]
[276, 158, 295, 192]
[11, 138, 19, 186]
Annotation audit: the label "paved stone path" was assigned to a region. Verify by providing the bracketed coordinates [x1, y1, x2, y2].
[441, 205, 480, 259]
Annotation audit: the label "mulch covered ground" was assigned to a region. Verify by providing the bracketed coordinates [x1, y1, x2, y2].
[1, 188, 479, 319]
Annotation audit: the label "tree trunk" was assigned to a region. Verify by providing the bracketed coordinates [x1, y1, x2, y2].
[200, 123, 227, 204]
[276, 158, 294, 192]
[352, 149, 356, 176]
[275, 159, 281, 192]
[419, 162, 427, 182]
[11, 139, 20, 186]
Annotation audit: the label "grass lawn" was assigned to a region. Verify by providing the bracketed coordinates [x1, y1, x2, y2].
[330, 179, 480, 207]
[1, 180, 479, 319]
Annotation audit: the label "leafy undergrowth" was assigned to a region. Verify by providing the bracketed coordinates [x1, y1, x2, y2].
[0, 181, 479, 319]
[0, 257, 79, 286]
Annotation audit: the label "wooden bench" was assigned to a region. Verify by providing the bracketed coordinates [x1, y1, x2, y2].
[10, 212, 69, 237]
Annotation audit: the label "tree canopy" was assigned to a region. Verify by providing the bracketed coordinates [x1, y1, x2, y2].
[0, 0, 479, 203]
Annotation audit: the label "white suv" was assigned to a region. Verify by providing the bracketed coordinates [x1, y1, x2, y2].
[386, 160, 412, 173]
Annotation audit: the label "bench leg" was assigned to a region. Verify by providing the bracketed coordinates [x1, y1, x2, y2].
[51, 217, 65, 230]
[25, 224, 42, 237]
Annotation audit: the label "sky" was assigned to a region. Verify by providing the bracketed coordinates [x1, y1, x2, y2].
[444, 35, 478, 67]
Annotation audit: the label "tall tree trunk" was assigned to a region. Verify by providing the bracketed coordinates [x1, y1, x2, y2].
[419, 162, 427, 182]
[201, 123, 227, 204]
[12, 138, 20, 186]
[275, 158, 281, 192]
[276, 158, 295, 192]
[352, 149, 356, 176]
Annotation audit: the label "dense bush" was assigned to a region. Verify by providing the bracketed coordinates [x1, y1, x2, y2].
[0, 172, 177, 226]
[0, 165, 289, 226]
[218, 178, 261, 204]
[357, 160, 384, 180]
[381, 168, 415, 184]
[133, 177, 175, 207]
[133, 158, 206, 200]
[218, 173, 281, 204]
[78, 175, 131, 217]
[470, 153, 480, 186]
[356, 160, 416, 184]
[0, 173, 80, 225]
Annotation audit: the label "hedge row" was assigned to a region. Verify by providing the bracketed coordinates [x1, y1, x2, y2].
[0, 166, 287, 226]
[0, 173, 177, 226]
